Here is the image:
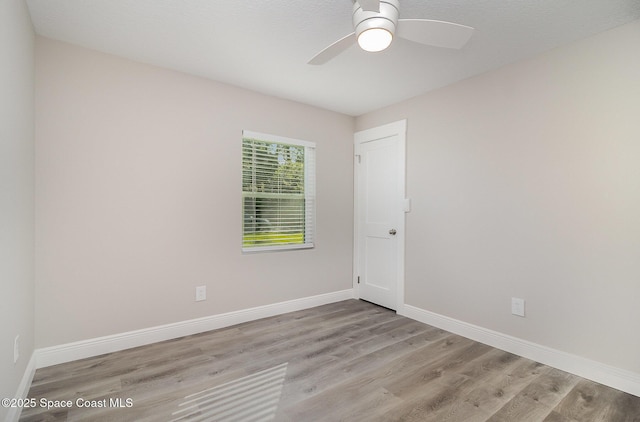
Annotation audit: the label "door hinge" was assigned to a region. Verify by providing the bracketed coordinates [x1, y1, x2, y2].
[355, 154, 361, 164]
[357, 276, 360, 284]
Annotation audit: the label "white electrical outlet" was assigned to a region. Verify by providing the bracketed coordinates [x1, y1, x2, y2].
[195, 286, 207, 302]
[14, 335, 20, 363]
[511, 297, 525, 317]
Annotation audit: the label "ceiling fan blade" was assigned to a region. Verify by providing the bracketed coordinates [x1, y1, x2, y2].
[307, 32, 356, 65]
[396, 19, 474, 49]
[358, 0, 380, 12]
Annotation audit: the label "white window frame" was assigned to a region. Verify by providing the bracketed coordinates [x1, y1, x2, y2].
[242, 130, 316, 253]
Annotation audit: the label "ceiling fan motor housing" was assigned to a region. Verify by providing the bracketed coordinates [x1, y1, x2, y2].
[353, 0, 399, 41]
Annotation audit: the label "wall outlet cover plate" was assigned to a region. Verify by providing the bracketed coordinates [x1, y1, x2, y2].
[195, 286, 207, 302]
[511, 297, 525, 317]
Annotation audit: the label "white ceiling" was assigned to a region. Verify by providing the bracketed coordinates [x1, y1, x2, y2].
[26, 0, 640, 116]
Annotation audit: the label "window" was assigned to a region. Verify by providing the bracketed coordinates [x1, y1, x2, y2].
[242, 130, 315, 252]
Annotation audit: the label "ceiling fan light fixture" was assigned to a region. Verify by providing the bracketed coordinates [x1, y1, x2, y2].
[307, 0, 474, 65]
[357, 27, 393, 52]
[352, 0, 398, 53]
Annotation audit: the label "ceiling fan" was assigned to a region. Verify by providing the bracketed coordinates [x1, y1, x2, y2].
[308, 0, 474, 65]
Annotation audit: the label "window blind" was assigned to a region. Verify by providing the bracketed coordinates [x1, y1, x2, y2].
[242, 131, 315, 252]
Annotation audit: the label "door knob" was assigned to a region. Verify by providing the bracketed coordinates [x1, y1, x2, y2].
[389, 229, 397, 235]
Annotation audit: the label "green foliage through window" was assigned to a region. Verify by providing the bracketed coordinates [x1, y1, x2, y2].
[242, 133, 315, 251]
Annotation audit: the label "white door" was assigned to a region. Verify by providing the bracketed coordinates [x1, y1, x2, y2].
[354, 120, 406, 311]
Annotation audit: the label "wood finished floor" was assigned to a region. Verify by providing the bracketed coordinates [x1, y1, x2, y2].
[21, 300, 640, 421]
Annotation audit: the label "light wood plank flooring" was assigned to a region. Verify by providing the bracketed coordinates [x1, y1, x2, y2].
[20, 300, 640, 421]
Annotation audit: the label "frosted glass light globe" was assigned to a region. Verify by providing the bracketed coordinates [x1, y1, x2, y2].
[357, 28, 393, 52]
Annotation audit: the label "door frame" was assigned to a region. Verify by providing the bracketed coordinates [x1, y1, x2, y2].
[353, 119, 407, 313]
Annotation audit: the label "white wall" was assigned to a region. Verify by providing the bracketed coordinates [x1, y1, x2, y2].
[0, 0, 35, 419]
[35, 38, 355, 348]
[356, 20, 640, 374]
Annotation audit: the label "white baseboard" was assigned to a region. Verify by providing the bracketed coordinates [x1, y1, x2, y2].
[401, 304, 640, 398]
[4, 353, 37, 422]
[35, 289, 355, 369]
